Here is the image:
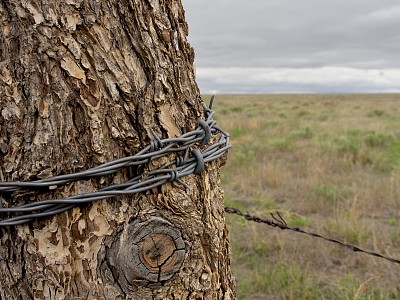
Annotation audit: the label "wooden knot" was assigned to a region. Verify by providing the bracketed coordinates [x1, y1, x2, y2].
[107, 217, 185, 290]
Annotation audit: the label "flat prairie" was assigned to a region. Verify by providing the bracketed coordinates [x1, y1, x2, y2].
[210, 94, 400, 299]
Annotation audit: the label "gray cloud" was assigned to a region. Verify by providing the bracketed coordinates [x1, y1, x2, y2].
[183, 0, 400, 68]
[182, 0, 400, 93]
[196, 67, 400, 94]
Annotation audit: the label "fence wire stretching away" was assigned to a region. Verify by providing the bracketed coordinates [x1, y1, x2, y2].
[225, 206, 400, 265]
[0, 98, 231, 226]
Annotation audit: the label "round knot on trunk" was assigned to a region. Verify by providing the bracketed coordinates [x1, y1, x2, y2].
[107, 216, 185, 290]
[139, 233, 178, 272]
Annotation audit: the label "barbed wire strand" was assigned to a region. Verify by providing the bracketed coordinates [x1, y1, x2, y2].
[0, 97, 231, 226]
[224, 206, 400, 265]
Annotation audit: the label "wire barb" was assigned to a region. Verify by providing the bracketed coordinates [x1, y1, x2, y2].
[191, 149, 205, 175]
[197, 119, 212, 145]
[149, 128, 163, 152]
[271, 211, 287, 227]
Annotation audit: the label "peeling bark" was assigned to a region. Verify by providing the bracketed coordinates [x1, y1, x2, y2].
[0, 0, 236, 299]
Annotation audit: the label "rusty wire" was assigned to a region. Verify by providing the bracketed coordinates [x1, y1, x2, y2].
[225, 206, 400, 265]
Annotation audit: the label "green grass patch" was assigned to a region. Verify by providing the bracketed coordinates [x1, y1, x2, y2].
[385, 139, 400, 167]
[314, 184, 354, 203]
[292, 125, 314, 139]
[335, 273, 394, 300]
[326, 130, 400, 170]
[236, 264, 323, 299]
[231, 142, 259, 166]
[388, 218, 397, 227]
[230, 127, 246, 139]
[315, 184, 338, 202]
[287, 214, 310, 227]
[333, 134, 360, 158]
[278, 111, 287, 118]
[270, 137, 292, 151]
[364, 131, 392, 148]
[251, 194, 278, 211]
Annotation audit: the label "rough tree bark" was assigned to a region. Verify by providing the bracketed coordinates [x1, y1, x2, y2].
[0, 0, 236, 299]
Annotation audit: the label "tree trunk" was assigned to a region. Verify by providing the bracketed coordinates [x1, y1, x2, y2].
[0, 0, 236, 299]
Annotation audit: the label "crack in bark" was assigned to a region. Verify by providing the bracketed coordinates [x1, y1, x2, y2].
[104, 251, 126, 297]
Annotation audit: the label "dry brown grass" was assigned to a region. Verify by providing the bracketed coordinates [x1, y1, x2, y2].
[211, 94, 400, 299]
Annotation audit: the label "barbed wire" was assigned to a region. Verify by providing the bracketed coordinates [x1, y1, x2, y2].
[225, 206, 400, 265]
[0, 96, 231, 226]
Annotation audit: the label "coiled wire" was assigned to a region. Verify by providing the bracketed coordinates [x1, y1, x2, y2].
[0, 99, 230, 226]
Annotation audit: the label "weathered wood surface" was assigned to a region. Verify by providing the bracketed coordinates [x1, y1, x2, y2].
[0, 0, 235, 298]
[106, 216, 186, 291]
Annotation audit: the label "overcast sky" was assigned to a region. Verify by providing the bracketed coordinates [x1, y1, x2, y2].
[182, 0, 400, 94]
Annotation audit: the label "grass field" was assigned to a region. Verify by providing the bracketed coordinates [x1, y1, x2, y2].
[210, 94, 400, 299]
